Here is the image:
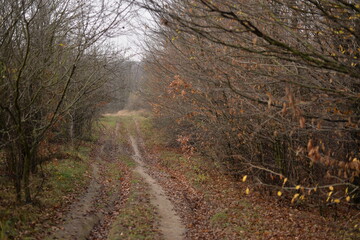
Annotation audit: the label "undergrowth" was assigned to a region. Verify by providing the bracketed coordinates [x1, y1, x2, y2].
[129, 112, 360, 240]
[0, 144, 91, 240]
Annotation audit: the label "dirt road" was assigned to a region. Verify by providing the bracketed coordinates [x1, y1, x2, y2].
[130, 135, 186, 240]
[48, 117, 186, 240]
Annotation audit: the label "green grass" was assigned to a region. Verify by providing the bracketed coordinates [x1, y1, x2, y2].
[106, 115, 160, 240]
[107, 173, 161, 240]
[44, 146, 91, 196]
[0, 145, 91, 240]
[99, 116, 118, 128]
[210, 211, 229, 226]
[120, 155, 136, 168]
[118, 115, 137, 136]
[105, 162, 123, 181]
[92, 115, 119, 142]
[136, 116, 168, 149]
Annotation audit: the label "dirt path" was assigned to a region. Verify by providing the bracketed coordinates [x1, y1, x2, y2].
[49, 163, 102, 240]
[48, 127, 124, 240]
[130, 135, 186, 240]
[47, 117, 186, 240]
[45, 112, 359, 240]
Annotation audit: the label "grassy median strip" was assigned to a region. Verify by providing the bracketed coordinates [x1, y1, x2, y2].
[107, 165, 161, 240]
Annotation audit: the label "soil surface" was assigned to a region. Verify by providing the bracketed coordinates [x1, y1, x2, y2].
[130, 135, 186, 240]
[49, 163, 102, 240]
[48, 127, 125, 240]
[47, 119, 187, 240]
[45, 111, 359, 240]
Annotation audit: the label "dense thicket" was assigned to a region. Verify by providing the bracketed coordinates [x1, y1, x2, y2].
[140, 0, 360, 204]
[0, 0, 131, 203]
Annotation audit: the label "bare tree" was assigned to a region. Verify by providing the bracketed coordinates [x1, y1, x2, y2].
[0, 0, 132, 203]
[139, 0, 360, 202]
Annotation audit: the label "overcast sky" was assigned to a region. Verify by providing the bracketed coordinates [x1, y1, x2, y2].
[109, 5, 154, 62]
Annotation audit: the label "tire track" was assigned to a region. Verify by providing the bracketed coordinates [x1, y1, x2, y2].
[130, 135, 186, 240]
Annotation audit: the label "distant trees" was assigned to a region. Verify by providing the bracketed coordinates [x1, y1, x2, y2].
[0, 0, 132, 203]
[140, 0, 360, 203]
[105, 60, 148, 111]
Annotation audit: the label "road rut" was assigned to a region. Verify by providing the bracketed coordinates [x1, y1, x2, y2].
[130, 135, 186, 240]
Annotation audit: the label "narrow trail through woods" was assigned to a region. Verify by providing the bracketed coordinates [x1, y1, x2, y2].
[34, 111, 360, 240]
[47, 116, 186, 240]
[130, 135, 186, 240]
[49, 162, 103, 240]
[49, 126, 124, 240]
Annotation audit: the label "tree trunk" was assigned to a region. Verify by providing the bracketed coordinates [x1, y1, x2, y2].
[23, 154, 32, 203]
[14, 174, 22, 203]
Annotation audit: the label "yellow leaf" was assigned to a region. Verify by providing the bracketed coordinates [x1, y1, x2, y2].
[277, 191, 282, 197]
[242, 175, 247, 182]
[334, 199, 340, 203]
[295, 185, 301, 190]
[291, 193, 300, 203]
[245, 187, 250, 195]
[346, 196, 351, 202]
[339, 45, 345, 54]
[345, 187, 348, 194]
[328, 191, 333, 197]
[299, 195, 305, 200]
[329, 186, 334, 191]
[283, 178, 288, 186]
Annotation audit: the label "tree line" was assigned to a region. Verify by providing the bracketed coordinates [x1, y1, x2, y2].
[139, 0, 360, 204]
[0, 0, 133, 203]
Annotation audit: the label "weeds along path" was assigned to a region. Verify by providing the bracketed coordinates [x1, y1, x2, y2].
[49, 162, 102, 240]
[49, 115, 185, 240]
[49, 123, 127, 240]
[130, 135, 186, 240]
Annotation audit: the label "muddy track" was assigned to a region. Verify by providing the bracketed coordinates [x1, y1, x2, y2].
[48, 163, 102, 240]
[48, 119, 187, 240]
[48, 126, 125, 240]
[130, 135, 186, 240]
[132, 119, 218, 239]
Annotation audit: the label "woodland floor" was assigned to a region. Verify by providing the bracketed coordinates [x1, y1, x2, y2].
[1, 110, 359, 240]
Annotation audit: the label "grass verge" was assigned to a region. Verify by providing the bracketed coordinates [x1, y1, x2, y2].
[107, 157, 161, 240]
[0, 144, 92, 240]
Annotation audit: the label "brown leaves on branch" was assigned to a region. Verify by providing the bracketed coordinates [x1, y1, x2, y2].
[141, 0, 360, 210]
